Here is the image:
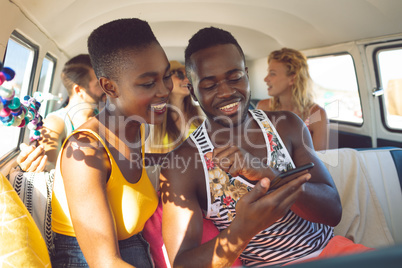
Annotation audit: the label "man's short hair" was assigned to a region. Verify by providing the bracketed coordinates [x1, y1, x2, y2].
[184, 27, 245, 79]
[65, 54, 92, 67]
[87, 18, 159, 81]
[61, 54, 93, 96]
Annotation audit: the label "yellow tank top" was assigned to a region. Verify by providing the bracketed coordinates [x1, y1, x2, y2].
[52, 124, 158, 240]
[161, 123, 198, 148]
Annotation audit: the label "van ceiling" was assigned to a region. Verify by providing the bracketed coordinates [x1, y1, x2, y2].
[10, 0, 402, 61]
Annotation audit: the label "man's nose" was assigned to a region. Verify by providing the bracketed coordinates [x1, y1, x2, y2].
[216, 80, 235, 98]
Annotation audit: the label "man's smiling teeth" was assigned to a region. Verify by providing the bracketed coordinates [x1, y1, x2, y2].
[220, 102, 239, 110]
[152, 102, 166, 110]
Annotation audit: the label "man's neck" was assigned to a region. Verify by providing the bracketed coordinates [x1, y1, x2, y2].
[64, 97, 95, 128]
[206, 111, 254, 147]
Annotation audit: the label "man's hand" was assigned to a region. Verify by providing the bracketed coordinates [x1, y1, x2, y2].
[16, 143, 48, 173]
[232, 173, 311, 240]
[206, 145, 277, 181]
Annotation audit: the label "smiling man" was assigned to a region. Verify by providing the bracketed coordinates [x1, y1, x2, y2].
[160, 27, 371, 267]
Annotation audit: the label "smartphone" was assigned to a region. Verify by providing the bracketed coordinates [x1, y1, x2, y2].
[270, 162, 314, 189]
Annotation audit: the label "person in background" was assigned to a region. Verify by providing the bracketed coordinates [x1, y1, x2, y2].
[146, 60, 204, 154]
[51, 18, 172, 267]
[143, 60, 206, 268]
[16, 54, 106, 172]
[256, 48, 329, 151]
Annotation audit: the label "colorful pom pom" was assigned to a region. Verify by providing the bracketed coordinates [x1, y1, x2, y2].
[2, 67, 16, 81]
[0, 107, 11, 117]
[0, 72, 5, 86]
[0, 62, 43, 141]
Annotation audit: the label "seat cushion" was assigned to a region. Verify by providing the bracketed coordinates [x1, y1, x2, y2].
[317, 148, 395, 248]
[0, 172, 51, 267]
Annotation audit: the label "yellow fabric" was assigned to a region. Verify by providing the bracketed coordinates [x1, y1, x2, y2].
[52, 124, 158, 240]
[162, 123, 198, 147]
[0, 172, 51, 267]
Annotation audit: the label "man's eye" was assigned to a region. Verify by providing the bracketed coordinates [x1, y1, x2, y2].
[229, 76, 242, 82]
[202, 84, 217, 90]
[228, 73, 244, 83]
[164, 73, 173, 80]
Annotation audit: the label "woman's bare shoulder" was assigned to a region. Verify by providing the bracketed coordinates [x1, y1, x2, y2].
[256, 98, 272, 110]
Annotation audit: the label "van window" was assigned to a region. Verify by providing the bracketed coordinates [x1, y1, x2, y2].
[0, 33, 38, 158]
[307, 54, 362, 125]
[376, 48, 402, 131]
[37, 54, 56, 117]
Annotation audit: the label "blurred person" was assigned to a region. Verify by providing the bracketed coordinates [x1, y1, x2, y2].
[146, 60, 204, 154]
[143, 61, 208, 268]
[16, 54, 106, 172]
[386, 78, 402, 116]
[256, 48, 329, 151]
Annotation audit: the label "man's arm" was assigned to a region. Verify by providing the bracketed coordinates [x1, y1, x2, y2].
[161, 145, 310, 267]
[275, 111, 342, 226]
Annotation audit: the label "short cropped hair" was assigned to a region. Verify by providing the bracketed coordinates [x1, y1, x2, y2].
[87, 18, 159, 81]
[184, 27, 245, 80]
[61, 54, 93, 96]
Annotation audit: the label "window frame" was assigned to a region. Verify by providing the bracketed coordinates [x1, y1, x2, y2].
[372, 44, 402, 134]
[0, 31, 39, 165]
[37, 53, 57, 117]
[307, 52, 364, 127]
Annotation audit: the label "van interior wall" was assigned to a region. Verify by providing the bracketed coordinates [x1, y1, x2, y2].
[247, 57, 268, 100]
[0, 0, 69, 115]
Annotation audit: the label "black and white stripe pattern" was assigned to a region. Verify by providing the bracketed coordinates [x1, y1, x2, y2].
[190, 110, 334, 267]
[8, 168, 55, 254]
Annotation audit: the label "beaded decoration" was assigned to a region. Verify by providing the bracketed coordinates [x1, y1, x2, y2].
[0, 61, 43, 141]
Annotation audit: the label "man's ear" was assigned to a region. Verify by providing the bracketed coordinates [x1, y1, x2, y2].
[187, 83, 198, 102]
[99, 77, 118, 98]
[73, 84, 86, 99]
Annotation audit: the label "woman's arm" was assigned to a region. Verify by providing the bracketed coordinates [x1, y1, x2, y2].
[309, 104, 329, 151]
[61, 133, 134, 267]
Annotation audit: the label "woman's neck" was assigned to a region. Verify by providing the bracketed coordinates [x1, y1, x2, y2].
[277, 90, 297, 112]
[99, 104, 142, 146]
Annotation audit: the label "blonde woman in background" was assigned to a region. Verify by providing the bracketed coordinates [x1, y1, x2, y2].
[256, 48, 329, 151]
